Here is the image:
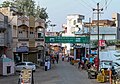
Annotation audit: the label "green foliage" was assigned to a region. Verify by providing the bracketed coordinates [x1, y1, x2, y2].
[106, 40, 116, 46]
[1, 1, 12, 7]
[91, 40, 98, 47]
[116, 40, 120, 44]
[13, 0, 36, 16]
[35, 6, 48, 21]
[1, 0, 49, 22]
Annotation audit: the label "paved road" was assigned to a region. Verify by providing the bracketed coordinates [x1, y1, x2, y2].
[0, 59, 109, 84]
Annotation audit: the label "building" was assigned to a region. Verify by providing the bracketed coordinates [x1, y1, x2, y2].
[62, 14, 85, 55]
[0, 7, 46, 64]
[84, 20, 115, 27]
[112, 13, 120, 40]
[0, 12, 11, 58]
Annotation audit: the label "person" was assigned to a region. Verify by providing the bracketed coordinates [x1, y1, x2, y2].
[78, 61, 81, 69]
[94, 55, 99, 71]
[87, 62, 92, 70]
[111, 66, 117, 80]
[62, 54, 64, 61]
[45, 60, 48, 71]
[56, 53, 59, 64]
[47, 59, 51, 70]
[51, 55, 55, 64]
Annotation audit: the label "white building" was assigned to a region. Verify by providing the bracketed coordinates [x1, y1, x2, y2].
[62, 14, 85, 55]
[112, 13, 120, 40]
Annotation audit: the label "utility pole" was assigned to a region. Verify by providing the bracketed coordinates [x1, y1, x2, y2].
[88, 18, 91, 58]
[93, 3, 103, 71]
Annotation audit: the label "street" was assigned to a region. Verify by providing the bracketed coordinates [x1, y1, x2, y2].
[0, 59, 109, 84]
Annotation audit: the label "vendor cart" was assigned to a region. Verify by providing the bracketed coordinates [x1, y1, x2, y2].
[88, 67, 98, 79]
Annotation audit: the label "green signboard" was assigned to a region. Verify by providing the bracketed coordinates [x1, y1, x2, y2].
[45, 36, 90, 43]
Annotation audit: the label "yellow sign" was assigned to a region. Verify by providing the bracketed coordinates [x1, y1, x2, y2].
[21, 69, 32, 82]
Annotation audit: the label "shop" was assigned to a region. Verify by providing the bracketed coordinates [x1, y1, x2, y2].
[74, 46, 85, 61]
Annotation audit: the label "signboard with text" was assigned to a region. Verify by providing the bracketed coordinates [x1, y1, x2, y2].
[20, 69, 32, 84]
[99, 40, 105, 46]
[45, 36, 90, 43]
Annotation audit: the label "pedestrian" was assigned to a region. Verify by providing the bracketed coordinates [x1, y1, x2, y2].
[78, 61, 81, 69]
[56, 53, 59, 64]
[52, 57, 55, 64]
[47, 60, 50, 70]
[45, 60, 48, 71]
[62, 54, 64, 61]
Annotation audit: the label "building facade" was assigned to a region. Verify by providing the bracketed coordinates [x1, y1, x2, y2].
[0, 12, 11, 58]
[112, 13, 120, 40]
[0, 7, 46, 64]
[62, 14, 85, 55]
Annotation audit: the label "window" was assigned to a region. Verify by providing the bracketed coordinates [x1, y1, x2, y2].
[16, 63, 26, 66]
[27, 63, 34, 66]
[73, 20, 76, 25]
[30, 32, 34, 34]
[19, 31, 22, 33]
[38, 33, 43, 38]
[77, 18, 81, 23]
[0, 30, 4, 33]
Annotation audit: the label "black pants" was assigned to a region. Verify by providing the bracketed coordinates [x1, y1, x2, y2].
[45, 66, 47, 71]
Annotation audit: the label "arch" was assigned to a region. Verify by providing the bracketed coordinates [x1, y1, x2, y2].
[18, 24, 29, 28]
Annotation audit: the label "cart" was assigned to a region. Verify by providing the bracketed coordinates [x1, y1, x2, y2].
[88, 67, 98, 79]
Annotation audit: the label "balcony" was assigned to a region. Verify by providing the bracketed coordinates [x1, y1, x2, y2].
[0, 39, 5, 46]
[35, 38, 44, 41]
[0, 22, 6, 30]
[18, 37, 29, 41]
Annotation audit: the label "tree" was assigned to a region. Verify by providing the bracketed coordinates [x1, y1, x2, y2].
[1, 1, 12, 7]
[35, 5, 48, 21]
[1, 0, 49, 22]
[12, 0, 36, 16]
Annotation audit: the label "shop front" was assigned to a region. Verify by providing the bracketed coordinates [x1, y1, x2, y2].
[14, 46, 39, 64]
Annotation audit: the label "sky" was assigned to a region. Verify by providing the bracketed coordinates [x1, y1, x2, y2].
[0, 0, 120, 32]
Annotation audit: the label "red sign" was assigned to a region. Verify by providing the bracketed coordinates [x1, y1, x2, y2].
[99, 40, 105, 46]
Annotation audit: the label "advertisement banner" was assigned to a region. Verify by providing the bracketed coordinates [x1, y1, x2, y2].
[99, 40, 105, 46]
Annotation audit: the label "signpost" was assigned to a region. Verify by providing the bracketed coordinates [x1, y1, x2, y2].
[18, 69, 33, 84]
[45, 36, 90, 43]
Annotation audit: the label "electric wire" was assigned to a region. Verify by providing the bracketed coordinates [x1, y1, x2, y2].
[102, 0, 113, 10]
[80, 0, 94, 9]
[75, 0, 94, 22]
[75, 0, 92, 11]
